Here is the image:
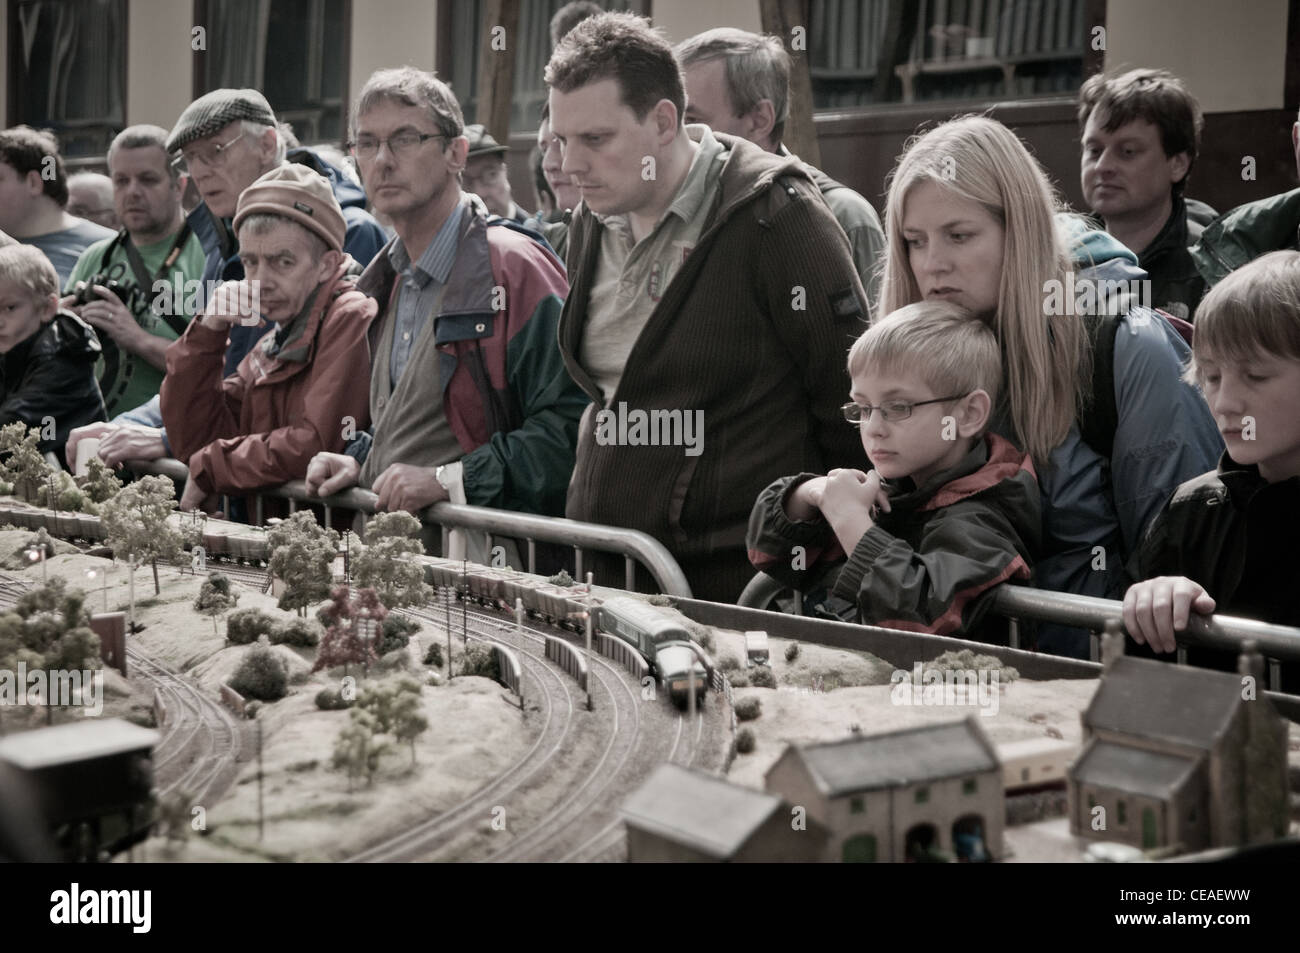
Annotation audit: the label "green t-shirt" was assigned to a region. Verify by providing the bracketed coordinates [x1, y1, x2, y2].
[64, 228, 207, 417]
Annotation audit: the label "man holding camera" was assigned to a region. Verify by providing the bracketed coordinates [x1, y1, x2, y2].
[62, 125, 206, 417]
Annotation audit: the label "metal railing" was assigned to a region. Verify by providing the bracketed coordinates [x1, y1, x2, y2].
[125, 458, 693, 598]
[738, 571, 1300, 690]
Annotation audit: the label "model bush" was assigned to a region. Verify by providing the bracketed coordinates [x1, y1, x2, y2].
[717, 652, 741, 672]
[785, 641, 801, 662]
[273, 616, 322, 648]
[315, 686, 353, 711]
[0, 423, 52, 503]
[423, 641, 444, 668]
[749, 665, 777, 689]
[379, 613, 418, 654]
[229, 642, 288, 702]
[226, 607, 278, 645]
[459, 641, 500, 681]
[735, 728, 756, 755]
[735, 696, 762, 721]
[547, 569, 574, 587]
[685, 620, 715, 652]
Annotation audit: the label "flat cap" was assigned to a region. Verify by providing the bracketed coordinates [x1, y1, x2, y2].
[233, 164, 345, 252]
[167, 88, 277, 154]
[465, 124, 508, 158]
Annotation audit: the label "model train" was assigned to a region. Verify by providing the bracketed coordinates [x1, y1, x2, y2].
[423, 558, 713, 708]
[0, 503, 715, 708]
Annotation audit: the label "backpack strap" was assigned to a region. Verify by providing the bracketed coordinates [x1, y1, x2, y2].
[1080, 311, 1120, 463]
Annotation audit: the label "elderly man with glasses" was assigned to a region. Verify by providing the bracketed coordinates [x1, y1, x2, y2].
[304, 67, 587, 542]
[66, 88, 387, 478]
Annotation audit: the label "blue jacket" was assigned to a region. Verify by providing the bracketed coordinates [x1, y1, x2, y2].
[1023, 219, 1223, 658]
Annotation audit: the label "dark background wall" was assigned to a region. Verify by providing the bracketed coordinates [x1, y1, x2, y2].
[509, 98, 1299, 223]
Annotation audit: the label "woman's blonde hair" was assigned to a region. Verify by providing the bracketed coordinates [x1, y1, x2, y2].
[879, 115, 1088, 465]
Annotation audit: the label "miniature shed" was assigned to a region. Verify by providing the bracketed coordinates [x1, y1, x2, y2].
[622, 763, 827, 862]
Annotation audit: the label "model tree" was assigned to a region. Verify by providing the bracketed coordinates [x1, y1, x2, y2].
[389, 679, 428, 766]
[268, 511, 339, 617]
[194, 572, 240, 637]
[0, 577, 101, 723]
[313, 585, 388, 676]
[99, 474, 185, 595]
[351, 511, 432, 609]
[332, 707, 390, 791]
[77, 458, 123, 505]
[0, 423, 52, 503]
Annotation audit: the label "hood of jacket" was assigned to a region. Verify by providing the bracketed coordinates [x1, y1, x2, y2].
[287, 147, 370, 210]
[16, 309, 103, 365]
[1190, 187, 1300, 286]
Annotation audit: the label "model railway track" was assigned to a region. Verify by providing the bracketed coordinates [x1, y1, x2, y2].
[128, 647, 243, 805]
[344, 604, 578, 863]
[558, 702, 708, 863]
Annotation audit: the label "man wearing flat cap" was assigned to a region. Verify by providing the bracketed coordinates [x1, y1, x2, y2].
[66, 87, 386, 472]
[462, 123, 531, 225]
[160, 164, 376, 512]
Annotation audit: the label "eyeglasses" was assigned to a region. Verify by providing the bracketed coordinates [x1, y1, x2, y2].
[841, 394, 968, 424]
[349, 132, 447, 160]
[174, 130, 247, 174]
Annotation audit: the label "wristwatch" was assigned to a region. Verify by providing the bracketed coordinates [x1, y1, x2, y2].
[434, 465, 452, 492]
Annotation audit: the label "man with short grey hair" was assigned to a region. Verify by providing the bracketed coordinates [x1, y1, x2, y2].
[677, 27, 885, 307]
[66, 173, 117, 229]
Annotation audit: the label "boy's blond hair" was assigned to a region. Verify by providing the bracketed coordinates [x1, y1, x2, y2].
[848, 300, 1001, 413]
[0, 245, 59, 304]
[1190, 250, 1300, 382]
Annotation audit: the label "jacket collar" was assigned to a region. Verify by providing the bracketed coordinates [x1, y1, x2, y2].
[1215, 451, 1300, 508]
[248, 256, 354, 373]
[882, 432, 1035, 513]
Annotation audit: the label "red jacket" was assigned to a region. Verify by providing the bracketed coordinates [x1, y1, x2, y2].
[162, 258, 376, 495]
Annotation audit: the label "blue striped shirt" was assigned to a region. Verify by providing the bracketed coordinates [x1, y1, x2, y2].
[386, 197, 466, 387]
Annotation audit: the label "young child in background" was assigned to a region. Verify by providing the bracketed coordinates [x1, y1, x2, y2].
[0, 244, 106, 460]
[1124, 251, 1300, 689]
[747, 300, 1040, 642]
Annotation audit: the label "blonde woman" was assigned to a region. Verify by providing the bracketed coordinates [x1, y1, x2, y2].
[879, 115, 1222, 658]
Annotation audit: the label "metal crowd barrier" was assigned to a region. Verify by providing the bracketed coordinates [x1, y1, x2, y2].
[738, 571, 1300, 691]
[125, 458, 693, 598]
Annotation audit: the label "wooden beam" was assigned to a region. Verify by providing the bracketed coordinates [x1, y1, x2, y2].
[475, 0, 520, 143]
[872, 0, 921, 104]
[760, 0, 820, 167]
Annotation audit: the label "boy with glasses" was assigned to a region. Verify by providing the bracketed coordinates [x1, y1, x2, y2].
[747, 301, 1040, 641]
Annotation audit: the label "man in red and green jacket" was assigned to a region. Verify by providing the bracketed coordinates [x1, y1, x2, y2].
[305, 67, 587, 520]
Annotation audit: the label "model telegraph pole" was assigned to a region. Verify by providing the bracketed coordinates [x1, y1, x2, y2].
[585, 572, 594, 712]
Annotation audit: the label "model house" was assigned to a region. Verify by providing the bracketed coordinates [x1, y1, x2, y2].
[765, 716, 1004, 862]
[1068, 634, 1289, 853]
[622, 763, 828, 862]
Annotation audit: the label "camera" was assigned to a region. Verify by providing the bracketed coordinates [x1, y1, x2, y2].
[72, 275, 140, 311]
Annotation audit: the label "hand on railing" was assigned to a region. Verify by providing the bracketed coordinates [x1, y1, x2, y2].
[1121, 576, 1217, 656]
[304, 452, 360, 498]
